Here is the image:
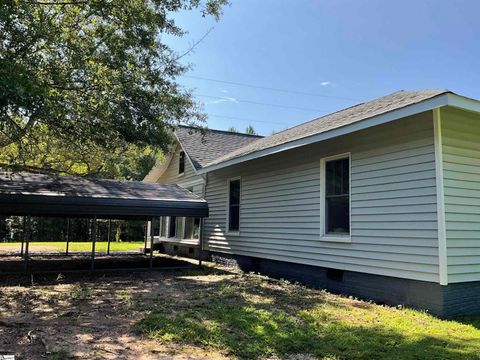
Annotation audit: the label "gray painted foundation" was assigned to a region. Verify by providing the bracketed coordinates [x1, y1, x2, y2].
[160, 245, 480, 317]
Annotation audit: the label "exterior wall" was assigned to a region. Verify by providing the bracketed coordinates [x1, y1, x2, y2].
[204, 111, 441, 283]
[441, 106, 480, 283]
[157, 144, 204, 191]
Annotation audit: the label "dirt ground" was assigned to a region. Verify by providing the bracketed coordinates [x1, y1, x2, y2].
[0, 266, 231, 360]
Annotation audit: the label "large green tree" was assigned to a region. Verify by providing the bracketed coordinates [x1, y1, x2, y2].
[0, 0, 226, 178]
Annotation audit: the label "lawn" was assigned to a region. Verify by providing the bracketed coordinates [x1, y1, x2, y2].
[0, 241, 144, 253]
[1, 265, 480, 359]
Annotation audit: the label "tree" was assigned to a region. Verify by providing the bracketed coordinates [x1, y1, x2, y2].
[227, 126, 238, 133]
[245, 125, 257, 135]
[0, 0, 227, 175]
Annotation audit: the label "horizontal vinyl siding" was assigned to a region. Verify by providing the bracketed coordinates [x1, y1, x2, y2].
[204, 112, 440, 282]
[157, 144, 204, 188]
[442, 106, 480, 283]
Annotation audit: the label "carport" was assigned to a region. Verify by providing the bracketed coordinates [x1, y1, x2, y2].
[0, 172, 208, 273]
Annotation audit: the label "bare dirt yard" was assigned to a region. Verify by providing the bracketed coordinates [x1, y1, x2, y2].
[1, 263, 480, 360]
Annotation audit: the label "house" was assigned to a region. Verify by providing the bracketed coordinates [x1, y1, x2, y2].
[144, 90, 480, 316]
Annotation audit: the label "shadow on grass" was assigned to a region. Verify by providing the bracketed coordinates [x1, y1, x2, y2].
[136, 275, 480, 360]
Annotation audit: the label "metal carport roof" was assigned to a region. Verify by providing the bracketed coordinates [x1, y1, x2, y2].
[0, 172, 208, 219]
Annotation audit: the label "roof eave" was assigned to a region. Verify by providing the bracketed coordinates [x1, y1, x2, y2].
[197, 93, 468, 174]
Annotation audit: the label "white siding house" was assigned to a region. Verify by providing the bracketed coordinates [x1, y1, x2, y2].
[145, 90, 480, 315]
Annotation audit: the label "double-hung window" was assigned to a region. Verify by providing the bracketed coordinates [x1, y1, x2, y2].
[320, 153, 351, 242]
[227, 178, 241, 233]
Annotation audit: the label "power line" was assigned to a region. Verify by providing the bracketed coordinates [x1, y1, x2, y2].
[183, 75, 361, 101]
[208, 114, 290, 126]
[197, 94, 329, 112]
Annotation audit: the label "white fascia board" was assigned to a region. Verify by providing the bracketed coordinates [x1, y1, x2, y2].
[143, 151, 174, 183]
[446, 93, 480, 114]
[197, 94, 452, 174]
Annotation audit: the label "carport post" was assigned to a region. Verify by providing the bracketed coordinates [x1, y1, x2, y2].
[65, 219, 70, 256]
[143, 221, 148, 256]
[20, 216, 25, 256]
[107, 219, 112, 255]
[198, 218, 204, 267]
[23, 216, 30, 273]
[91, 217, 97, 271]
[149, 218, 154, 269]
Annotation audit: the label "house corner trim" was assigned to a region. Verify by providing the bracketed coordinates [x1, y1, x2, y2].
[433, 108, 448, 286]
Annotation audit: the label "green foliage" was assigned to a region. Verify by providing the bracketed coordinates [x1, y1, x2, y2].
[245, 124, 257, 135]
[227, 126, 238, 133]
[137, 273, 480, 360]
[0, 0, 228, 175]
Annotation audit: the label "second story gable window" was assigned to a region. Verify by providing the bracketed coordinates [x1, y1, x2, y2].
[179, 151, 185, 175]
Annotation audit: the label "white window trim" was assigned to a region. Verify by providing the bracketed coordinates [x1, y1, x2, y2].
[226, 176, 241, 235]
[319, 152, 352, 243]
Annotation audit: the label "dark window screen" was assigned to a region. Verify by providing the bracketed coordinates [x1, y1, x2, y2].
[228, 179, 240, 231]
[179, 152, 185, 174]
[325, 157, 350, 234]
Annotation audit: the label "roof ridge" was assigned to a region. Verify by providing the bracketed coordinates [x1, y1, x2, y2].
[201, 89, 451, 169]
[177, 125, 264, 138]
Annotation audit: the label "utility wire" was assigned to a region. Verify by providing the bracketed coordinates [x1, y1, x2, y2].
[197, 94, 329, 113]
[183, 75, 361, 101]
[208, 114, 290, 126]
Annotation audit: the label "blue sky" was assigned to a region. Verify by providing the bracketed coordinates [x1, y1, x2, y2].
[169, 0, 480, 135]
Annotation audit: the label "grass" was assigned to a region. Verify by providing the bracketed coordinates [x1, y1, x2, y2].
[136, 271, 480, 360]
[0, 241, 144, 252]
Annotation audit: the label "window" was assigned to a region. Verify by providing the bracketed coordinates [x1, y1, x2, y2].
[184, 217, 201, 239]
[178, 151, 185, 174]
[228, 178, 241, 232]
[168, 216, 176, 237]
[320, 154, 351, 241]
[160, 217, 167, 237]
[176, 217, 184, 239]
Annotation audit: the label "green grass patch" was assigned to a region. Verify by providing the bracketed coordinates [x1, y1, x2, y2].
[136, 274, 480, 359]
[0, 241, 143, 252]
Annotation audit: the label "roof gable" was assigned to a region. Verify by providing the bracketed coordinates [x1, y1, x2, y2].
[175, 126, 263, 170]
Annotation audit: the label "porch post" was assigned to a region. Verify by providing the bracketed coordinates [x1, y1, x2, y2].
[65, 219, 70, 256]
[107, 219, 112, 255]
[91, 217, 97, 271]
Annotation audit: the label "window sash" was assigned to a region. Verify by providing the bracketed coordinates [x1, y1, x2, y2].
[228, 179, 241, 232]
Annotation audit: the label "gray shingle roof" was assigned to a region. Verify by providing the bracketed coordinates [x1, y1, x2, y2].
[0, 172, 208, 218]
[175, 126, 263, 170]
[203, 90, 450, 168]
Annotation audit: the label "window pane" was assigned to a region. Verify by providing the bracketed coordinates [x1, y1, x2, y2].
[176, 217, 184, 239]
[152, 218, 160, 235]
[229, 180, 240, 205]
[229, 205, 240, 231]
[168, 216, 176, 237]
[228, 179, 240, 231]
[193, 218, 201, 239]
[184, 217, 194, 239]
[160, 217, 167, 237]
[325, 158, 349, 196]
[179, 152, 185, 174]
[326, 196, 350, 234]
